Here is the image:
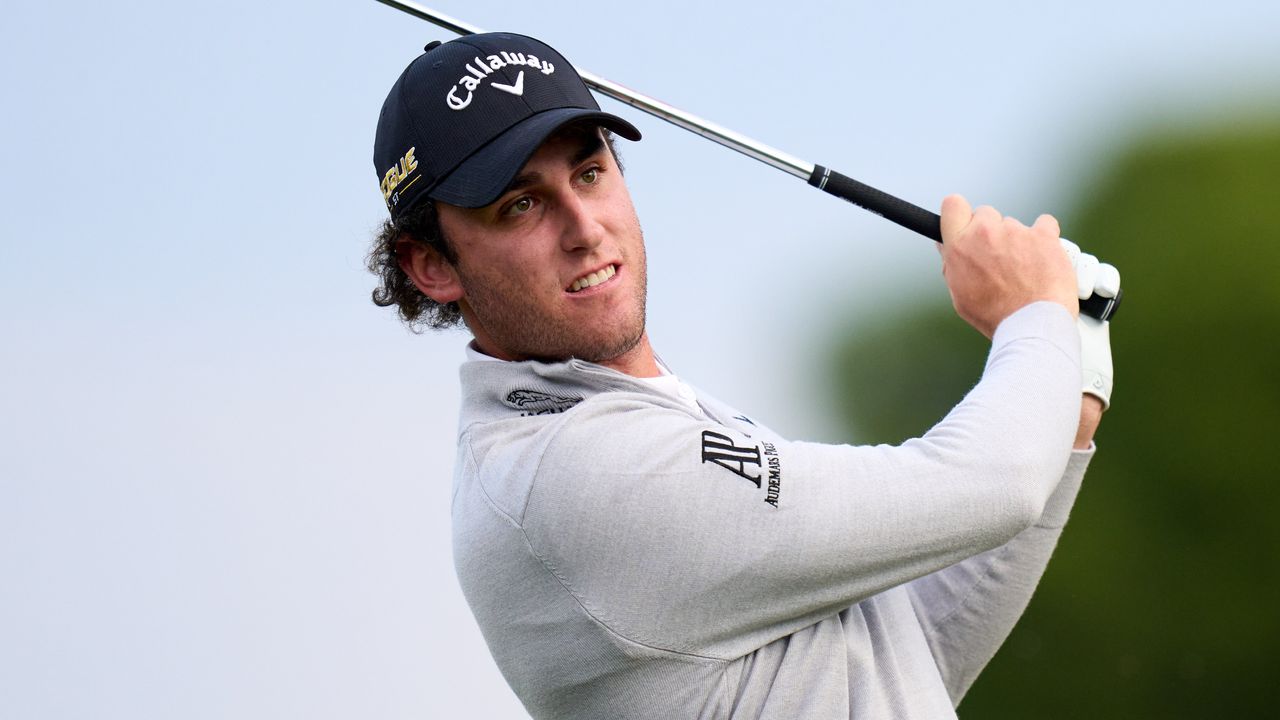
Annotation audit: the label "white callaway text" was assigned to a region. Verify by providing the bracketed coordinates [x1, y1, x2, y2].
[447, 51, 555, 110]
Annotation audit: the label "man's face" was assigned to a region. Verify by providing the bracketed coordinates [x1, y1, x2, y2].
[438, 126, 648, 365]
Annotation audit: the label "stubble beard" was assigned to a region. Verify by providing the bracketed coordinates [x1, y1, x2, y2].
[457, 240, 649, 365]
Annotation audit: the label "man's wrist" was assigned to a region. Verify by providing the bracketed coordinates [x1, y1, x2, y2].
[1075, 395, 1104, 449]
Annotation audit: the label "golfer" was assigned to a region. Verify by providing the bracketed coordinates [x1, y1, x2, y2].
[368, 32, 1113, 719]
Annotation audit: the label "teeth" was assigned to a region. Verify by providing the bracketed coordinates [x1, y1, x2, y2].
[569, 265, 616, 293]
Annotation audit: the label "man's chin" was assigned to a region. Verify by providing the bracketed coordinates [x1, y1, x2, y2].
[564, 326, 646, 366]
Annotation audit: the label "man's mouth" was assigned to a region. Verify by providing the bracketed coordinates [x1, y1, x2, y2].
[567, 264, 617, 293]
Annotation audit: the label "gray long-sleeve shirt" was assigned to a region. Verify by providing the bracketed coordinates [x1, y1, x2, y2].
[451, 302, 1092, 718]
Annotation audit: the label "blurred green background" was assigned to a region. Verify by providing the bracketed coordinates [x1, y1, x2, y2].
[829, 119, 1280, 717]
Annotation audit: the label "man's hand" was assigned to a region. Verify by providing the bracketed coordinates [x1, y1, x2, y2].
[1074, 300, 1115, 449]
[1060, 236, 1119, 448]
[1059, 239, 1119, 411]
[938, 195, 1079, 338]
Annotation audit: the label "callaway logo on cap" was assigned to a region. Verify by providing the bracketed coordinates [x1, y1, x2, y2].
[445, 49, 556, 110]
[373, 32, 641, 217]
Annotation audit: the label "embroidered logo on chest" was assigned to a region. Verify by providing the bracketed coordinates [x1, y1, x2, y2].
[505, 389, 582, 416]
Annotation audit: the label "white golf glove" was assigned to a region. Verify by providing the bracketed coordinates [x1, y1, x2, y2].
[1060, 238, 1119, 409]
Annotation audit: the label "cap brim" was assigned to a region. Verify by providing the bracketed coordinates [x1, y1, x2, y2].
[427, 108, 641, 209]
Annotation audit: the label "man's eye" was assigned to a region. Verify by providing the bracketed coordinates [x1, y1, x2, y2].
[581, 168, 599, 184]
[507, 197, 534, 216]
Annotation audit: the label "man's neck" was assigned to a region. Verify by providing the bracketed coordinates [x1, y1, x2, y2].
[467, 333, 661, 378]
[595, 333, 660, 378]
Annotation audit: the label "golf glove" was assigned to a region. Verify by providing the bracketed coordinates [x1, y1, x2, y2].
[1060, 239, 1118, 409]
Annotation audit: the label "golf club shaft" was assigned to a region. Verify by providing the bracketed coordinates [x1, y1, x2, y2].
[372, 0, 1121, 321]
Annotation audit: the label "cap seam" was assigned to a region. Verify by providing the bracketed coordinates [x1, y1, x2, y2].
[396, 61, 428, 179]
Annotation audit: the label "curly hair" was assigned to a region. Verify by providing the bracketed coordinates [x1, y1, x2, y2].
[367, 128, 623, 333]
[367, 199, 463, 332]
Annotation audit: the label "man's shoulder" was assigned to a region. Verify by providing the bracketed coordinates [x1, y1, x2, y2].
[459, 357, 704, 440]
[463, 384, 702, 466]
[456, 370, 702, 508]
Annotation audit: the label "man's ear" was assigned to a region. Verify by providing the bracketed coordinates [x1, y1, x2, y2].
[398, 239, 464, 304]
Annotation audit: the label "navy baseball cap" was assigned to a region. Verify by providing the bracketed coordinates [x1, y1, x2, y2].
[374, 32, 642, 219]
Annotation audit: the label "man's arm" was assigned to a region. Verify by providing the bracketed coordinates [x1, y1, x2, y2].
[520, 301, 1081, 660]
[903, 348, 1107, 701]
[903, 220, 1117, 700]
[905, 442, 1092, 702]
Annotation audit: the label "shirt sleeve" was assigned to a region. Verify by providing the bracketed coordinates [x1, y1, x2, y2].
[520, 302, 1082, 661]
[906, 447, 1093, 705]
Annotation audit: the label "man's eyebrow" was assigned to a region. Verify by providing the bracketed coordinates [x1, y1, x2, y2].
[503, 171, 542, 196]
[570, 131, 605, 166]
[499, 132, 607, 197]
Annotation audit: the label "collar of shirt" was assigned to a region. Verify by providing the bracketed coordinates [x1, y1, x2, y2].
[464, 342, 702, 415]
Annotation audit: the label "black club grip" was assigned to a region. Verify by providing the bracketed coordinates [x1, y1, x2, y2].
[809, 165, 944, 240]
[808, 165, 1121, 321]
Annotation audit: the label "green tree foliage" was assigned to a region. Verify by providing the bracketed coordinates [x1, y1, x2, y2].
[829, 121, 1280, 717]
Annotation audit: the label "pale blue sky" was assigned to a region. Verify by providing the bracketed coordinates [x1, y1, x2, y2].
[2, 1, 1277, 717]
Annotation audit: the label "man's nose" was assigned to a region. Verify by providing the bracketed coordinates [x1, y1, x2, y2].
[558, 192, 605, 253]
